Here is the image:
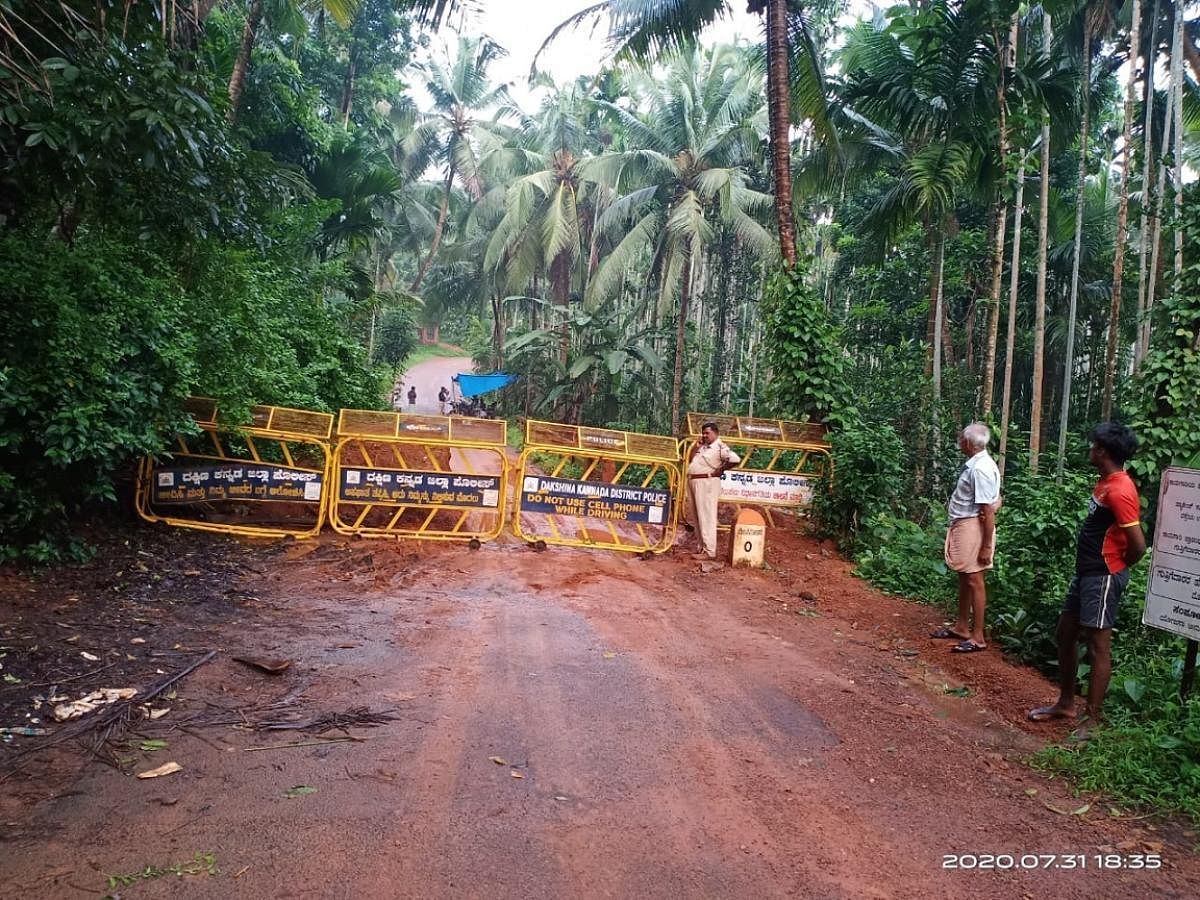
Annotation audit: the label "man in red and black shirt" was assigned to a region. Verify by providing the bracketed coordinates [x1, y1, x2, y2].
[1029, 423, 1147, 736]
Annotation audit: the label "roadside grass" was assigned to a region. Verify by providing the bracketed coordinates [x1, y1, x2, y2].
[507, 421, 524, 451]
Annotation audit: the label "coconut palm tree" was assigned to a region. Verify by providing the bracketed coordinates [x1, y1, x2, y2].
[403, 34, 516, 292]
[483, 81, 602, 364]
[581, 48, 779, 434]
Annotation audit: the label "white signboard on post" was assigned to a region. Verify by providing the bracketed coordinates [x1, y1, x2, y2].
[1143, 467, 1200, 640]
[719, 470, 815, 508]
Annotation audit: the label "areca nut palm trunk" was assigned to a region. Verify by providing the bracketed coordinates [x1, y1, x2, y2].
[228, 0, 264, 124]
[1029, 12, 1052, 473]
[765, 0, 797, 267]
[1056, 20, 1093, 481]
[1101, 0, 1142, 418]
[1134, 0, 1159, 371]
[931, 225, 947, 481]
[1142, 98, 1171, 355]
[981, 17, 1017, 418]
[998, 154, 1026, 472]
[1170, 0, 1184, 288]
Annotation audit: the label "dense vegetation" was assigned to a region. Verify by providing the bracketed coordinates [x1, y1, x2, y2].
[2, 0, 1199, 817]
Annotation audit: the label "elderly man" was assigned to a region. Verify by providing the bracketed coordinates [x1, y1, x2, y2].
[932, 422, 1000, 653]
[686, 422, 741, 561]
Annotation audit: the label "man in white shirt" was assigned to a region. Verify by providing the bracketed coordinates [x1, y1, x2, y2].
[685, 422, 741, 561]
[934, 422, 1001, 653]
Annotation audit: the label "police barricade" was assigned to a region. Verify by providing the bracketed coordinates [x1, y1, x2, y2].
[136, 398, 333, 539]
[513, 420, 681, 555]
[682, 413, 833, 528]
[329, 410, 508, 544]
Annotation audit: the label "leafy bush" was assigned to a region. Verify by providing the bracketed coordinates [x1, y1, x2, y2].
[1035, 638, 1200, 821]
[0, 232, 196, 559]
[814, 419, 911, 548]
[184, 240, 382, 415]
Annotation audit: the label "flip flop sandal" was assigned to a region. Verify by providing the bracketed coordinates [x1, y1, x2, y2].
[931, 625, 968, 640]
[950, 639, 987, 653]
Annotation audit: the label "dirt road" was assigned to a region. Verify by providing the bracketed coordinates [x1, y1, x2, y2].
[2, 522, 1197, 899]
[394, 353, 471, 414]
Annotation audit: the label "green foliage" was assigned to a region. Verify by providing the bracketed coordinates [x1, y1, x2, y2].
[0, 232, 196, 559]
[761, 266, 846, 422]
[1128, 187, 1200, 496]
[185, 241, 382, 415]
[1035, 644, 1200, 822]
[376, 305, 421, 370]
[813, 419, 910, 547]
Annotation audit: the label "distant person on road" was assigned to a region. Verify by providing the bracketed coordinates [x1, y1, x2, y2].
[438, 386, 449, 414]
[408, 385, 417, 407]
[685, 422, 740, 561]
[391, 385, 403, 411]
[1029, 423, 1146, 739]
[934, 422, 1000, 653]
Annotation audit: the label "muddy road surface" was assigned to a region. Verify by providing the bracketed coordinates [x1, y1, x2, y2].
[2, 526, 1197, 899]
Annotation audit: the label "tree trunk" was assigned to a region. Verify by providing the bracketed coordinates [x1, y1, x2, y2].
[491, 296, 504, 369]
[981, 18, 1016, 418]
[340, 44, 358, 126]
[1029, 12, 1052, 473]
[550, 251, 571, 366]
[1144, 94, 1173, 359]
[1102, 0, 1141, 418]
[671, 245, 695, 436]
[998, 155, 1026, 472]
[765, 0, 796, 267]
[227, 0, 263, 124]
[1057, 21, 1093, 481]
[1170, 0, 1184, 288]
[1134, 0, 1159, 372]
[981, 197, 1008, 415]
[411, 164, 455, 292]
[931, 226, 947, 480]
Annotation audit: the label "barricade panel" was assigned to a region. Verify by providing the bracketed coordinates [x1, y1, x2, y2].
[136, 401, 333, 539]
[514, 420, 681, 554]
[682, 412, 833, 528]
[330, 410, 508, 542]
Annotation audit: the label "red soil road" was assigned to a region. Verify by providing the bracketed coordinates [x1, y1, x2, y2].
[395, 353, 471, 414]
[2, 528, 1198, 898]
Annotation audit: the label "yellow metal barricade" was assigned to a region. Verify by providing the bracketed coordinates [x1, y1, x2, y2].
[514, 420, 681, 554]
[682, 413, 833, 528]
[136, 398, 333, 539]
[329, 410, 509, 544]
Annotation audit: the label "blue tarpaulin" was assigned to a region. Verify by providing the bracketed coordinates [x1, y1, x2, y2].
[454, 372, 517, 398]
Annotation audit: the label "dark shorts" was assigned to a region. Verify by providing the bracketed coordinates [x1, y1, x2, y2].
[1063, 569, 1130, 630]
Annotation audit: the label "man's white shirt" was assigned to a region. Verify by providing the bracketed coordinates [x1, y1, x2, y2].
[947, 450, 1000, 521]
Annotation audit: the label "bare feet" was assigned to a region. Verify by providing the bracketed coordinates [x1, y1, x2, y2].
[1027, 704, 1076, 722]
